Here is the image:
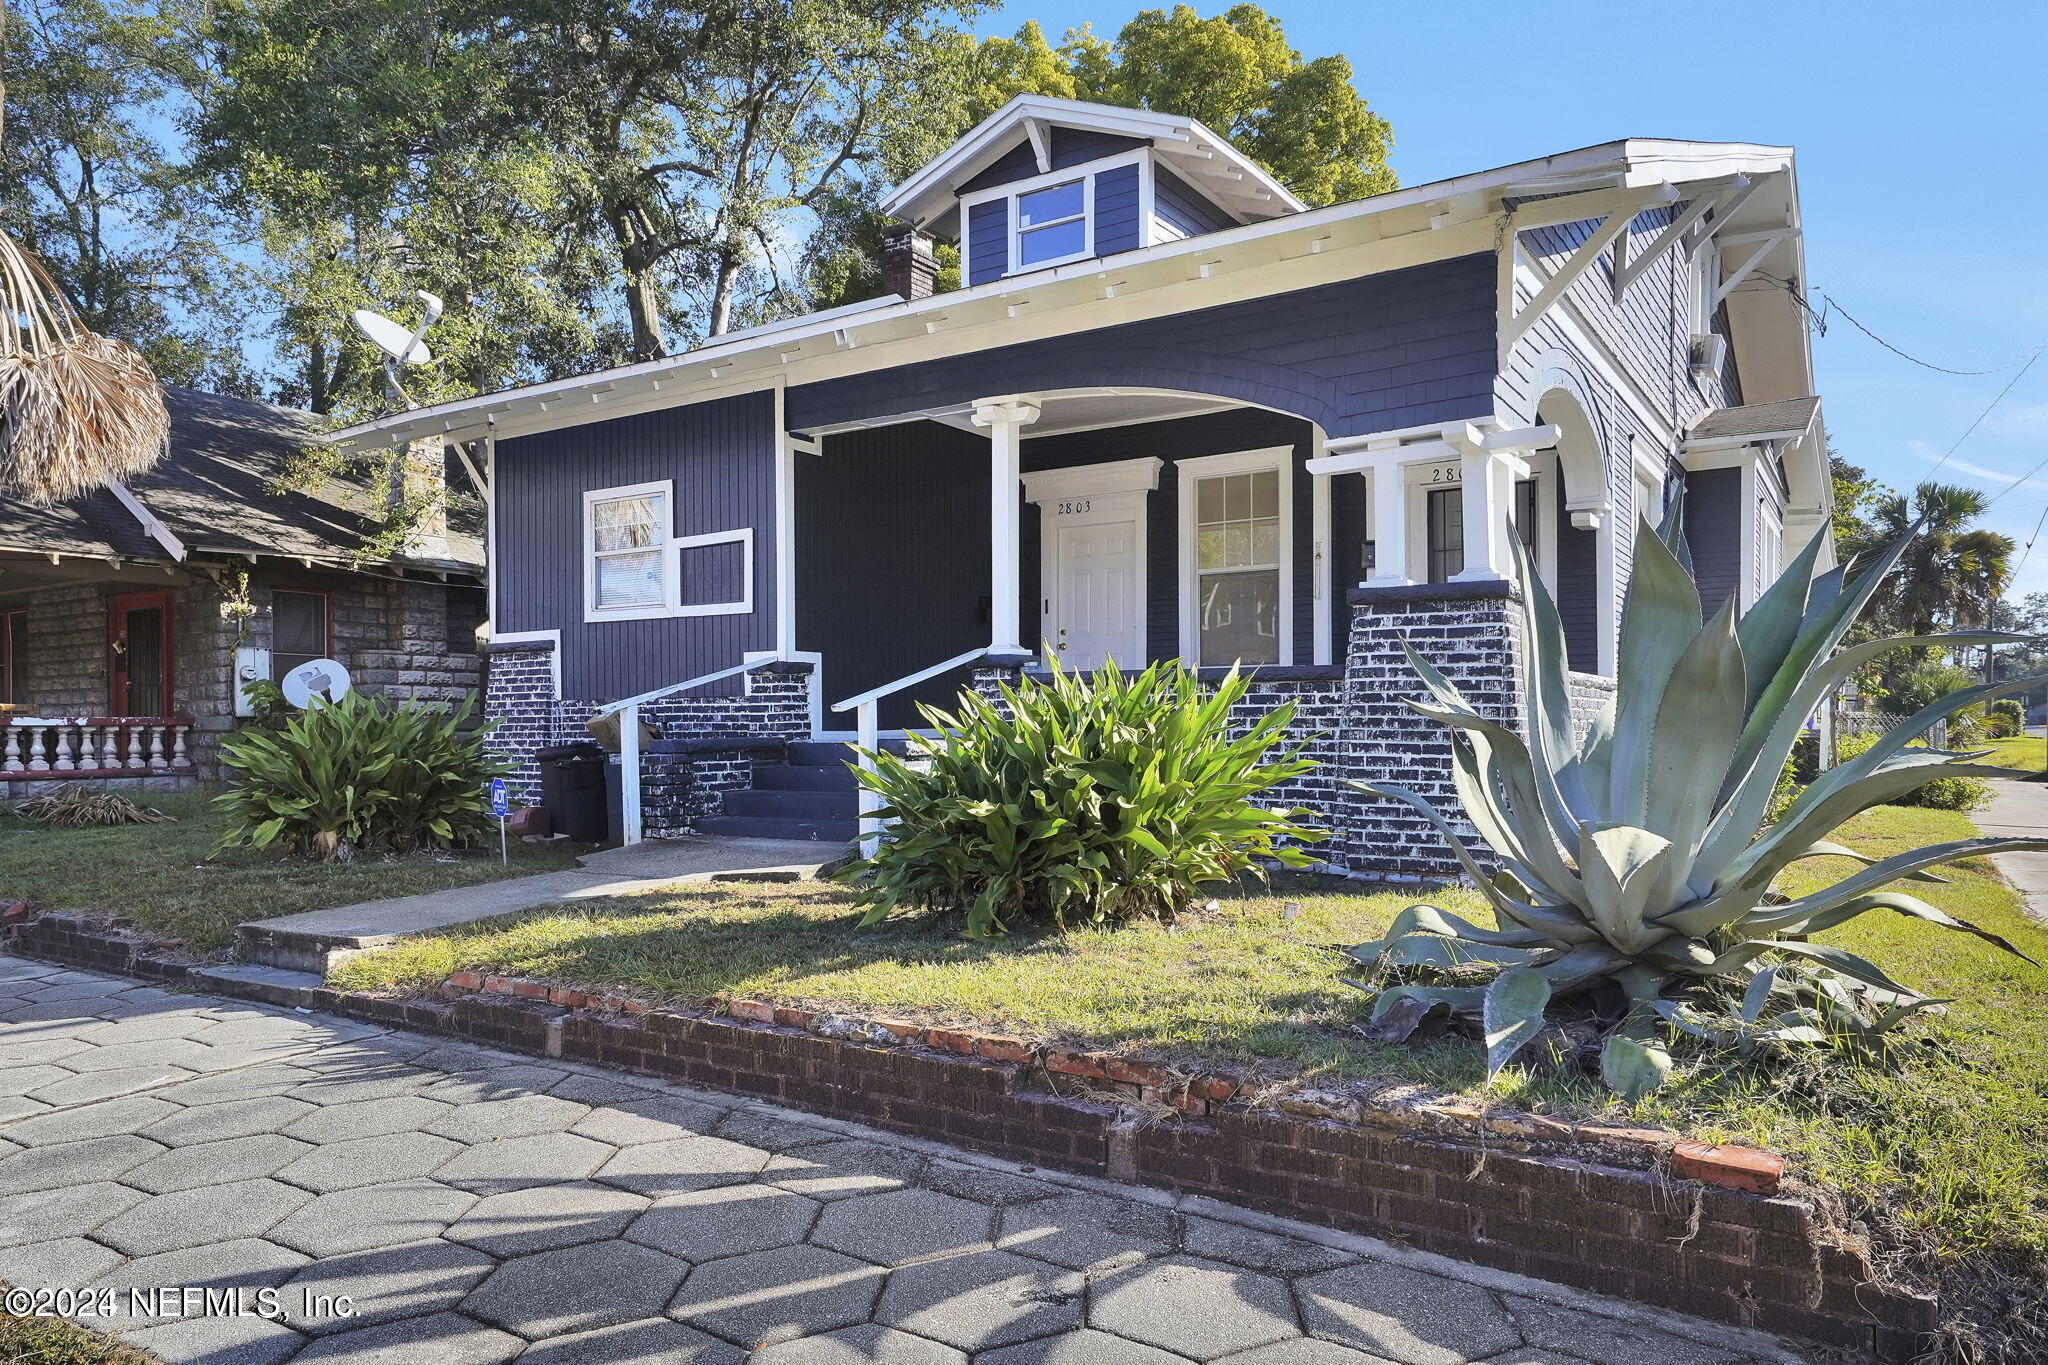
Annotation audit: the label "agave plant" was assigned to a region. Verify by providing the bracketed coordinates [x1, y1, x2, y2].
[1346, 512, 2047, 1097]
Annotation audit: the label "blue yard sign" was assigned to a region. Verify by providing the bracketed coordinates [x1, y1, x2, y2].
[488, 778, 510, 865]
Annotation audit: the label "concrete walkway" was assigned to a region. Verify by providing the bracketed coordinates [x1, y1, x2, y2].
[235, 837, 839, 971]
[0, 957, 1806, 1365]
[1979, 776, 2048, 924]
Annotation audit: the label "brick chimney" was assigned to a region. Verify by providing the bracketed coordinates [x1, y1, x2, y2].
[881, 223, 938, 301]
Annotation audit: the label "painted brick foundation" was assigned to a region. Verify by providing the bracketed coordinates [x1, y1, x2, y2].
[483, 644, 813, 829]
[4, 910, 1940, 1364]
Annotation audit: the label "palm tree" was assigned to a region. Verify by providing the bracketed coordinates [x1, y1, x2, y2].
[1842, 482, 2015, 636]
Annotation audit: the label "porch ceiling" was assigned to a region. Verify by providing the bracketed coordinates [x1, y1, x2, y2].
[798, 388, 1239, 442]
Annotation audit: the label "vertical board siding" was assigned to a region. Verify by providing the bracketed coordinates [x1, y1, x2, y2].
[1329, 471, 1368, 662]
[796, 422, 991, 729]
[966, 200, 1010, 287]
[1019, 408, 1317, 663]
[1093, 163, 1143, 257]
[1553, 474, 1600, 671]
[789, 257, 1498, 441]
[495, 391, 776, 700]
[1153, 165, 1235, 242]
[1685, 467, 1742, 618]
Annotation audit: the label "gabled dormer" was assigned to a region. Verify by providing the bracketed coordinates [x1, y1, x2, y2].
[880, 95, 1306, 292]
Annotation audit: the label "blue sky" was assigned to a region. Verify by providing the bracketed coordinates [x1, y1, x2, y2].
[978, 0, 2048, 601]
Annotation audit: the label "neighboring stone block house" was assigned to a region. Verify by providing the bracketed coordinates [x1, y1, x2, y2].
[0, 386, 486, 790]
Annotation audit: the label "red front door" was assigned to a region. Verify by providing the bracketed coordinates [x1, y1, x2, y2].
[108, 590, 174, 717]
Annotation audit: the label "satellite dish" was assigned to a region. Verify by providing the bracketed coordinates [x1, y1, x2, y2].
[350, 290, 443, 410]
[280, 658, 353, 709]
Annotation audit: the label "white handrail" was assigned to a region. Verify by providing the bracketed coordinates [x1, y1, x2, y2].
[829, 646, 991, 714]
[829, 646, 1019, 858]
[602, 653, 793, 844]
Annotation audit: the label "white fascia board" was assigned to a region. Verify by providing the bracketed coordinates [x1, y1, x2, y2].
[882, 94, 1200, 222]
[329, 141, 1801, 452]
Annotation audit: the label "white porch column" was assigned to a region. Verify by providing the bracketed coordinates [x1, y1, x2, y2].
[1450, 450, 1517, 582]
[1365, 454, 1410, 586]
[971, 396, 1042, 654]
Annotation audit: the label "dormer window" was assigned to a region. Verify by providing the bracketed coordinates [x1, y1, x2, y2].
[1016, 179, 1089, 268]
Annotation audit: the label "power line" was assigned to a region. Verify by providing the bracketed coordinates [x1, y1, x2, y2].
[1917, 345, 2047, 491]
[1817, 292, 2042, 376]
[2008, 500, 2048, 586]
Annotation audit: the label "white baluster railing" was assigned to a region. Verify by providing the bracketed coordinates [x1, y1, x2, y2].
[830, 646, 995, 859]
[591, 657, 795, 845]
[0, 718, 196, 780]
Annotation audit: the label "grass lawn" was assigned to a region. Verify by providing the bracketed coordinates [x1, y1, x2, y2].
[0, 1313, 153, 1364]
[0, 788, 582, 952]
[335, 803, 2048, 1274]
[1983, 733, 2045, 778]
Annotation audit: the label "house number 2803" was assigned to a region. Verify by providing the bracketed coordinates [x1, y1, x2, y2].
[1055, 499, 1093, 515]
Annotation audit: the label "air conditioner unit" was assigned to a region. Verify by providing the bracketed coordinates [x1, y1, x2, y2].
[1689, 333, 1727, 382]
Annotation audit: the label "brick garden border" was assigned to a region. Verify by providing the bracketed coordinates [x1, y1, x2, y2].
[5, 909, 1936, 1362]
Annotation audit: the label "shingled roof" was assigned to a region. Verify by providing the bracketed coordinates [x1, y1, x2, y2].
[0, 386, 482, 576]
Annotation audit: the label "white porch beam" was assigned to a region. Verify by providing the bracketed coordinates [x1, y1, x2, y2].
[1306, 439, 1455, 477]
[971, 396, 1042, 653]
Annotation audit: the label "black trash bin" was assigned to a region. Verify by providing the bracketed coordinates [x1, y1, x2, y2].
[535, 742, 609, 842]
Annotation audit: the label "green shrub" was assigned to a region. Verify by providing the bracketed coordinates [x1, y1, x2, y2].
[1987, 698, 2025, 739]
[213, 691, 506, 861]
[842, 660, 1325, 937]
[1835, 731, 1989, 811]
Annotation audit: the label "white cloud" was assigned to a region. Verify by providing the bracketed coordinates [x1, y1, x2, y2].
[1988, 402, 2048, 437]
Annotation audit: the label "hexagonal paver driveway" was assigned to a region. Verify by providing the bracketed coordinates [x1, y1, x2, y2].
[0, 958, 1798, 1365]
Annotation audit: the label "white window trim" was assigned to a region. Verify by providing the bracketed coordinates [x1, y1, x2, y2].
[1011, 176, 1094, 274]
[674, 526, 755, 618]
[1023, 457, 1160, 666]
[1177, 446, 1295, 667]
[583, 479, 755, 622]
[959, 149, 1150, 282]
[1404, 457, 1465, 584]
[584, 480, 676, 623]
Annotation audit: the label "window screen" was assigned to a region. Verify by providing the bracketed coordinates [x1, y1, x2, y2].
[272, 591, 329, 682]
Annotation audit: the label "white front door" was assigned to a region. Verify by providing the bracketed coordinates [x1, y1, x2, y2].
[1048, 512, 1142, 668]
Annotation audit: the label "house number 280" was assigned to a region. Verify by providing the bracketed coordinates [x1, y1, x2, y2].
[1055, 499, 1093, 515]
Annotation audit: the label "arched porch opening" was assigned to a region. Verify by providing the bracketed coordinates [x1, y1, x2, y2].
[1534, 385, 1612, 675]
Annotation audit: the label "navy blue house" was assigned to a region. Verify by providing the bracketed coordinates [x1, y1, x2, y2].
[331, 97, 1831, 874]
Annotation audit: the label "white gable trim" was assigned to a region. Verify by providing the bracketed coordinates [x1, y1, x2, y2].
[883, 94, 1302, 228]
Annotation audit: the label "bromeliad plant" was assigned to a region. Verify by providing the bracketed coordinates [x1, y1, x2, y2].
[214, 690, 507, 861]
[842, 658, 1324, 937]
[1347, 512, 2048, 1098]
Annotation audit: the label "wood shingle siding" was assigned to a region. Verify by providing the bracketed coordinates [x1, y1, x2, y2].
[956, 128, 1149, 195]
[788, 256, 1498, 440]
[1153, 165, 1235, 241]
[1093, 163, 1143, 257]
[494, 391, 776, 700]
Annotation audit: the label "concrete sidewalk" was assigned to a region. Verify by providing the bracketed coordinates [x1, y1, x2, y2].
[0, 955, 1805, 1365]
[235, 837, 840, 973]
[1979, 776, 2048, 924]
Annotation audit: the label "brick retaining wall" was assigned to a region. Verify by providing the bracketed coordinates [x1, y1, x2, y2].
[5, 911, 1939, 1363]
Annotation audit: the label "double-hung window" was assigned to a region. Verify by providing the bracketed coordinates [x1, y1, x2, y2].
[1014, 178, 1089, 269]
[586, 483, 672, 619]
[1192, 467, 1283, 666]
[1425, 487, 1464, 584]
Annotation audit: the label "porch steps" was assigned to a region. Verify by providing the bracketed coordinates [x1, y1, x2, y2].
[691, 738, 892, 843]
